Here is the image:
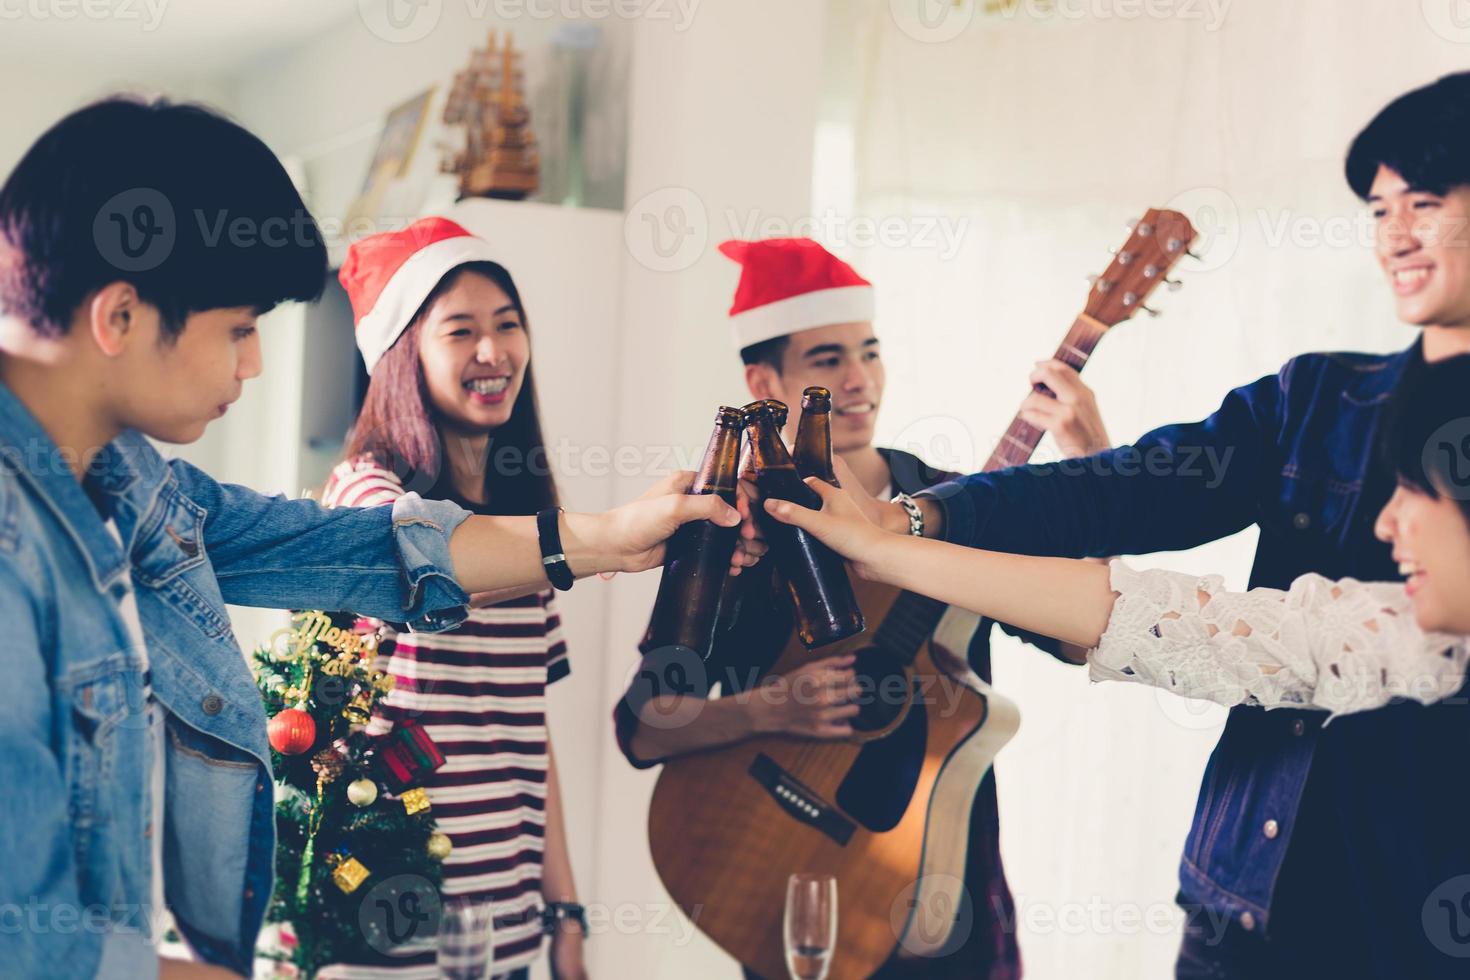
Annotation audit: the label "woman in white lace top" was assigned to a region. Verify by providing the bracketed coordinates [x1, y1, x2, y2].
[762, 355, 1470, 721]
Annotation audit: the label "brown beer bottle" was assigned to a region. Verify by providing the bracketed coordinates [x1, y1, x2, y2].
[745, 401, 866, 649]
[641, 407, 745, 659]
[793, 386, 838, 485]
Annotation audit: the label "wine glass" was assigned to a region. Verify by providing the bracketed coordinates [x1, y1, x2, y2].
[784, 873, 837, 980]
[436, 897, 495, 980]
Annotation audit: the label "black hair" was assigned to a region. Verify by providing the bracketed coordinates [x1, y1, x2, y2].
[1346, 72, 1470, 199]
[0, 95, 326, 339]
[740, 335, 790, 373]
[1380, 352, 1470, 525]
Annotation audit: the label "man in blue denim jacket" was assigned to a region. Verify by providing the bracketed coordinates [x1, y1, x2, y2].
[0, 98, 741, 980]
[856, 75, 1470, 977]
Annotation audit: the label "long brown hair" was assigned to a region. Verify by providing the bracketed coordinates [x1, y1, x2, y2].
[342, 261, 559, 515]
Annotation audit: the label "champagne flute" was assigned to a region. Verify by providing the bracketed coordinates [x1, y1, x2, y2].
[784, 873, 837, 980]
[436, 897, 495, 980]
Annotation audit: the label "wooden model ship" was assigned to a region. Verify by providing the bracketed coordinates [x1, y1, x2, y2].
[441, 31, 540, 200]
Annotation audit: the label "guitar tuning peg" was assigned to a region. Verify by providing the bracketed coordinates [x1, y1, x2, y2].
[1141, 305, 1161, 318]
[1125, 219, 1137, 232]
[1123, 291, 1138, 306]
[1166, 279, 1183, 292]
[1085, 274, 1100, 285]
[1187, 250, 1204, 261]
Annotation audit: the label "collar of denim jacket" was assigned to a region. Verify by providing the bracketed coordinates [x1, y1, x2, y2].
[0, 379, 134, 591]
[1342, 336, 1423, 408]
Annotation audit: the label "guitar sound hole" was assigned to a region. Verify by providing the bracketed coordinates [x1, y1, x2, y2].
[850, 648, 910, 733]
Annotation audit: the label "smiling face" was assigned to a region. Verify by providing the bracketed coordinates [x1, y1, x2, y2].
[1374, 482, 1470, 634]
[745, 321, 885, 452]
[114, 303, 262, 444]
[415, 269, 529, 434]
[1370, 165, 1470, 336]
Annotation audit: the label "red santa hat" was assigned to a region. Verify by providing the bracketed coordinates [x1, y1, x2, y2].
[339, 216, 502, 374]
[718, 237, 874, 349]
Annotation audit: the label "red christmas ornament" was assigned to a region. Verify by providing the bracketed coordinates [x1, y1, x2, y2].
[268, 708, 317, 755]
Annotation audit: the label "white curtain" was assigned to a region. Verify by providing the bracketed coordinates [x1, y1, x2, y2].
[824, 2, 1470, 976]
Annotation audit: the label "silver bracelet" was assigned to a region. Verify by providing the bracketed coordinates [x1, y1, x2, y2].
[890, 492, 924, 537]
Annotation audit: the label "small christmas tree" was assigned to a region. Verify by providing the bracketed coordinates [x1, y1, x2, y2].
[254, 612, 453, 977]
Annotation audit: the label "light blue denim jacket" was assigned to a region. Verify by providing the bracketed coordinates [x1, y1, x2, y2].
[0, 380, 471, 979]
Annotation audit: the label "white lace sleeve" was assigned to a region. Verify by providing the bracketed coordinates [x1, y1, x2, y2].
[1090, 560, 1469, 720]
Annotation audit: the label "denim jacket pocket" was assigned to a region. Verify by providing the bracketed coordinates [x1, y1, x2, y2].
[163, 718, 256, 944]
[133, 489, 233, 640]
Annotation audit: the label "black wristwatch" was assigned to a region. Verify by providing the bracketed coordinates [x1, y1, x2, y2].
[542, 901, 588, 936]
[537, 507, 575, 592]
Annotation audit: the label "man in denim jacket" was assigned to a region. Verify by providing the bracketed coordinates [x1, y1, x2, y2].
[853, 75, 1470, 977]
[0, 98, 741, 980]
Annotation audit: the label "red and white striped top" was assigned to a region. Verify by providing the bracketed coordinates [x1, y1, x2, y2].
[322, 456, 569, 976]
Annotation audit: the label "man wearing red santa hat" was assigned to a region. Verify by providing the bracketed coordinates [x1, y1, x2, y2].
[615, 237, 1112, 978]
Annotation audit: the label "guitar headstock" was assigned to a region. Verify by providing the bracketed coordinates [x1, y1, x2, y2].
[1083, 208, 1198, 326]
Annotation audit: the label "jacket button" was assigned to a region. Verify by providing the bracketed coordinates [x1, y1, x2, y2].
[244, 888, 254, 901]
[143, 823, 153, 839]
[1293, 512, 1311, 530]
[1239, 911, 1256, 931]
[1291, 719, 1305, 736]
[257, 782, 266, 794]
[202, 694, 224, 716]
[1264, 819, 1280, 839]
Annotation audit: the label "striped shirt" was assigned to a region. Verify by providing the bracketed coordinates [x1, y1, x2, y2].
[322, 456, 569, 976]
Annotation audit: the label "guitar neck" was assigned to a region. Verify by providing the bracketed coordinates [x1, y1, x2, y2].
[981, 313, 1109, 473]
[875, 312, 1111, 661]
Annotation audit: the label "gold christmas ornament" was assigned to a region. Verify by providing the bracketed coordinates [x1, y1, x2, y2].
[330, 855, 370, 894]
[426, 831, 453, 860]
[400, 787, 431, 816]
[346, 778, 378, 808]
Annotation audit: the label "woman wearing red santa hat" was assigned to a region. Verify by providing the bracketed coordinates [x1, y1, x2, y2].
[324, 217, 589, 980]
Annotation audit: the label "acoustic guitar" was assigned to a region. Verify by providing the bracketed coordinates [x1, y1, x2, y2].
[648, 209, 1199, 979]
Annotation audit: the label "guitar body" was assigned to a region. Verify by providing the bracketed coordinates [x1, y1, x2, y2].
[648, 575, 1021, 980]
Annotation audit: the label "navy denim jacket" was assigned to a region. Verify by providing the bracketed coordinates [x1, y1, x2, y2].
[0, 381, 471, 979]
[924, 340, 1470, 972]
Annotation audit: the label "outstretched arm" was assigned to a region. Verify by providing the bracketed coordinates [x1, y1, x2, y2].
[766, 481, 1469, 717]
